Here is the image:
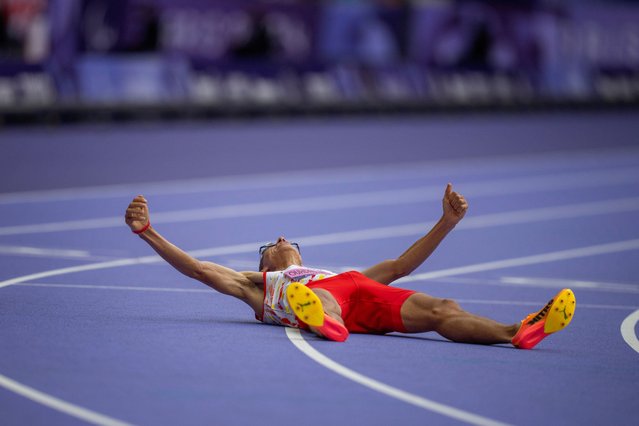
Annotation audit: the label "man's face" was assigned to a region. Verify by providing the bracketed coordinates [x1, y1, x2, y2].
[259, 237, 302, 272]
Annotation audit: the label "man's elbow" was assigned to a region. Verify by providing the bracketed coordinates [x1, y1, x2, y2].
[393, 259, 415, 280]
[189, 261, 206, 281]
[377, 260, 409, 284]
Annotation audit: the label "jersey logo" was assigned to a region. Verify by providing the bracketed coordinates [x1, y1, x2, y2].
[284, 267, 325, 280]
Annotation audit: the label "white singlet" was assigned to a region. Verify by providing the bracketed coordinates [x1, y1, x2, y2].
[257, 265, 336, 327]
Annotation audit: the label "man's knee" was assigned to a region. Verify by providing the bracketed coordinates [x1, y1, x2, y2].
[401, 294, 462, 332]
[431, 298, 462, 320]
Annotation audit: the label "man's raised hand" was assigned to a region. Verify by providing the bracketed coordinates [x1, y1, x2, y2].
[442, 183, 468, 225]
[125, 195, 151, 234]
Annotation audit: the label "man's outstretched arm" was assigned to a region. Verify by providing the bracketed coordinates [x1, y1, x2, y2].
[361, 184, 468, 285]
[125, 195, 261, 301]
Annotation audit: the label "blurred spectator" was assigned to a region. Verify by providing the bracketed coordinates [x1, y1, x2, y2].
[0, 0, 49, 63]
[319, 0, 410, 66]
[428, 2, 518, 71]
[79, 0, 159, 53]
[230, 9, 278, 60]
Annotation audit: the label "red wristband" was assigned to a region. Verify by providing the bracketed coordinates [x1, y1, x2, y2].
[133, 222, 151, 235]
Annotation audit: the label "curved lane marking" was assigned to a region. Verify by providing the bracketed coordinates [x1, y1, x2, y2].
[0, 374, 133, 426]
[286, 328, 510, 426]
[620, 310, 639, 355]
[2, 168, 639, 235]
[284, 240, 639, 423]
[1, 236, 638, 422]
[1, 150, 638, 423]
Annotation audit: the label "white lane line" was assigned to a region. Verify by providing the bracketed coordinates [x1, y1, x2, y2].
[284, 239, 639, 422]
[0, 373, 134, 426]
[288, 239, 639, 422]
[620, 310, 639, 354]
[0, 245, 95, 260]
[403, 276, 639, 294]
[14, 283, 214, 293]
[455, 299, 639, 311]
[499, 276, 639, 293]
[12, 284, 638, 312]
[293, 197, 639, 250]
[0, 187, 441, 236]
[0, 257, 161, 290]
[0, 160, 447, 205]
[3, 199, 639, 290]
[2, 237, 637, 422]
[1, 166, 639, 236]
[3, 146, 637, 205]
[0, 154, 636, 422]
[285, 328, 510, 426]
[395, 239, 639, 283]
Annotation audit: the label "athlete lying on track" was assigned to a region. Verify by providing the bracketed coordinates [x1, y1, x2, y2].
[124, 184, 575, 349]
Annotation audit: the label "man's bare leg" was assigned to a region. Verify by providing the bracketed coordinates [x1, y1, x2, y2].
[307, 288, 347, 338]
[286, 285, 348, 341]
[400, 293, 519, 345]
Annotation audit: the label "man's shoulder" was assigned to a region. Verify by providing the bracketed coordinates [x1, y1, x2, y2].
[240, 271, 264, 285]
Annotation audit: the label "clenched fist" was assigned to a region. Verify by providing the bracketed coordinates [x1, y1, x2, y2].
[125, 195, 151, 234]
[442, 183, 468, 225]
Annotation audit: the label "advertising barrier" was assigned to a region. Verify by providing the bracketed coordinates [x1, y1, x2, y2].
[1, 0, 638, 121]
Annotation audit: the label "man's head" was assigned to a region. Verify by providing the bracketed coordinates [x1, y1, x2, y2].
[259, 236, 302, 272]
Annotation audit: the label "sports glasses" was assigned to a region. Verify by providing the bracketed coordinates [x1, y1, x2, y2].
[259, 242, 301, 256]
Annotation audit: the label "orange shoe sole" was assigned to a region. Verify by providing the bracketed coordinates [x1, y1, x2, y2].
[512, 288, 576, 349]
[286, 282, 349, 342]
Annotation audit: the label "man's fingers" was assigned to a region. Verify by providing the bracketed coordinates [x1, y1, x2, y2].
[126, 207, 146, 214]
[128, 202, 147, 210]
[125, 216, 147, 223]
[445, 183, 453, 197]
[126, 210, 147, 218]
[448, 192, 468, 215]
[456, 202, 468, 213]
[449, 193, 465, 204]
[452, 200, 464, 211]
[125, 196, 149, 230]
[125, 210, 147, 220]
[442, 184, 468, 222]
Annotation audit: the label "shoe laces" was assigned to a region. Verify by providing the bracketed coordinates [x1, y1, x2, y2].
[526, 298, 553, 325]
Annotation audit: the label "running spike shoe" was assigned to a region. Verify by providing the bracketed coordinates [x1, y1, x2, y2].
[511, 288, 576, 350]
[286, 282, 349, 342]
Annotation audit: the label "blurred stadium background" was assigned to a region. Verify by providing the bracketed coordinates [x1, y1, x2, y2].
[1, 4, 639, 424]
[1, 0, 638, 125]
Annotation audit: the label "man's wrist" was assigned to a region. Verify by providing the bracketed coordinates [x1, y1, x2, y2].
[439, 215, 458, 229]
[133, 222, 152, 235]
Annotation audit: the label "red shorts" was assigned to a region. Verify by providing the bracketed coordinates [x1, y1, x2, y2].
[307, 271, 416, 334]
